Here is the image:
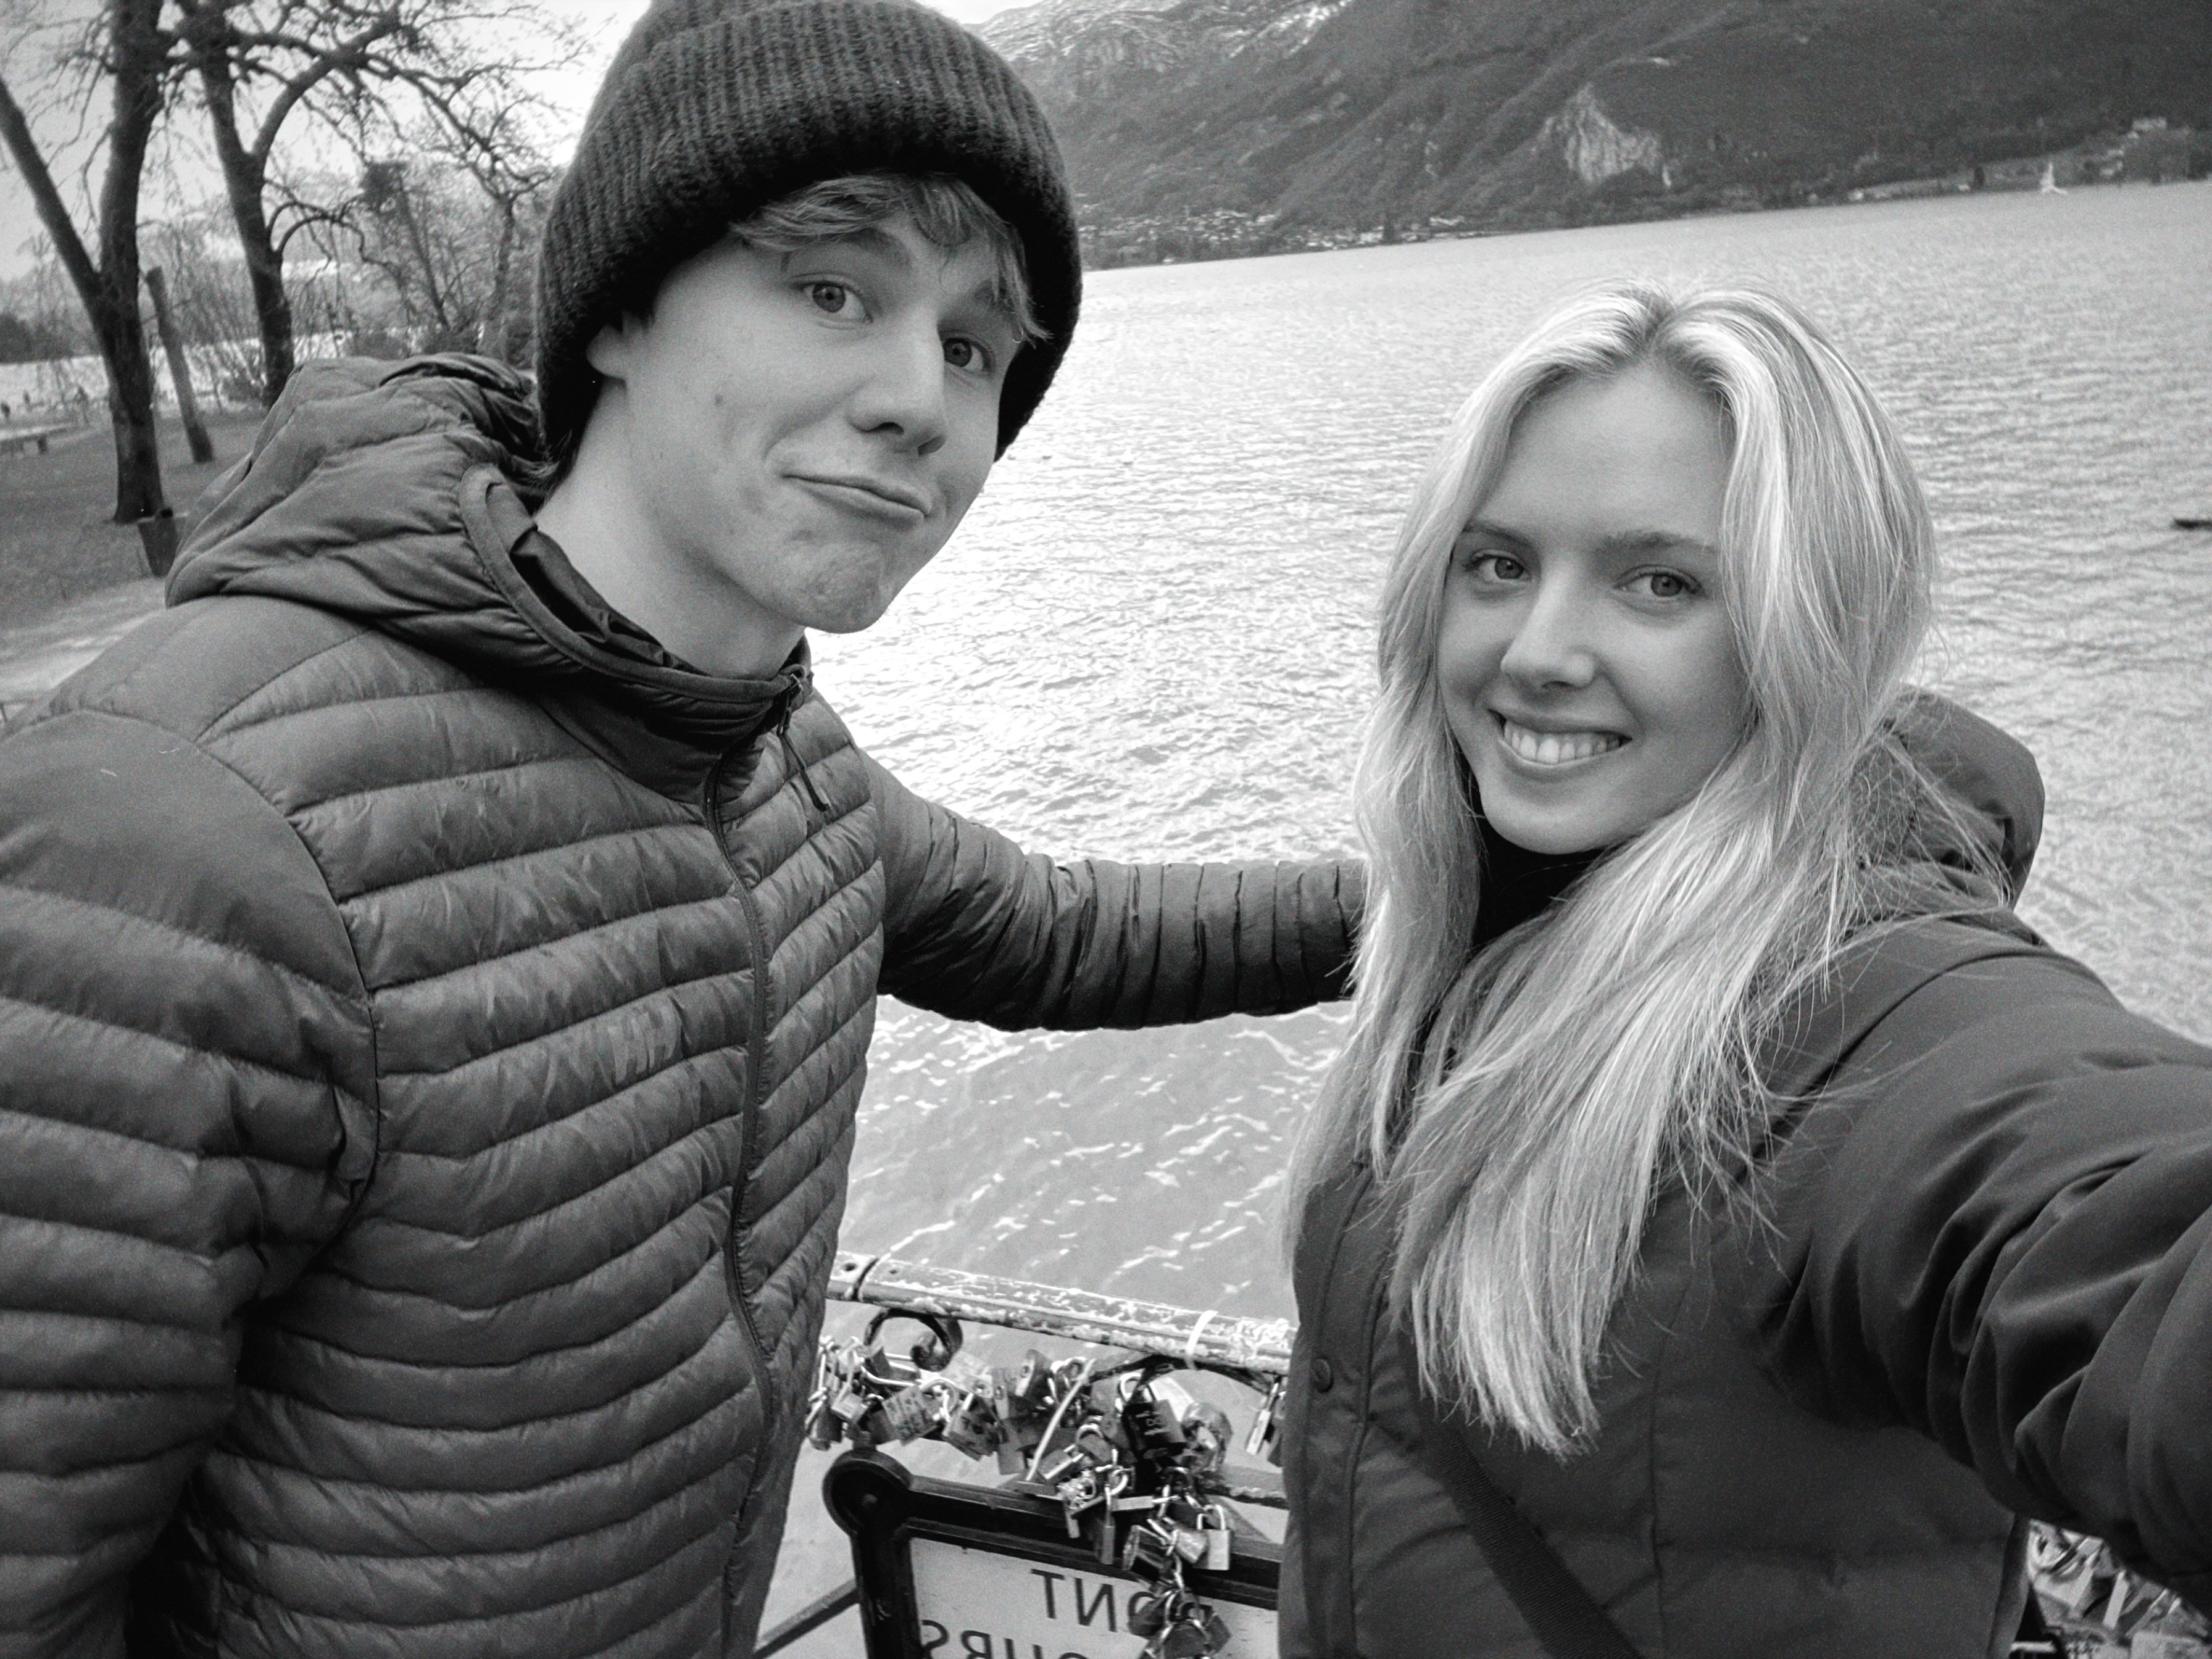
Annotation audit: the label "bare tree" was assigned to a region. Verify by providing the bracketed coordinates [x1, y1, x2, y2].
[335, 110, 549, 361]
[446, 101, 552, 361]
[0, 246, 94, 364]
[143, 263, 213, 460]
[144, 206, 315, 402]
[173, 0, 574, 405]
[0, 0, 170, 522]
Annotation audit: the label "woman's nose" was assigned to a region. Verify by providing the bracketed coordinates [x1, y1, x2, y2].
[1498, 580, 1600, 690]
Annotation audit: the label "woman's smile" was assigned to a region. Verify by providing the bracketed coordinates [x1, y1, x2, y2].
[1494, 714, 1630, 768]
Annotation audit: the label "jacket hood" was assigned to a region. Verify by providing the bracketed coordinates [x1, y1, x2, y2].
[170, 354, 804, 783]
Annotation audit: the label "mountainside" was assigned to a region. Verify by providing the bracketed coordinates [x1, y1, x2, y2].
[978, 0, 2212, 257]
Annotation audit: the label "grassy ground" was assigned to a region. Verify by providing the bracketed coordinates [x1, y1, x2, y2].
[0, 408, 264, 627]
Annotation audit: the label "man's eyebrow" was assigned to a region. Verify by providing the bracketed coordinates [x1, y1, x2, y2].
[953, 276, 1024, 333]
[778, 228, 913, 269]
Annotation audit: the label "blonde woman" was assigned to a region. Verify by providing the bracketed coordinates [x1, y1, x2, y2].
[1281, 284, 2212, 1657]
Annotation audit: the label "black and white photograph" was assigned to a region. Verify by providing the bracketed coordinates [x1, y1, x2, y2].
[1, 0, 2207, 1654]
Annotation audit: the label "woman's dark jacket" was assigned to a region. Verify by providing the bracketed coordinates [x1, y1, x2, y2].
[0, 357, 1362, 1659]
[1283, 801, 2212, 1656]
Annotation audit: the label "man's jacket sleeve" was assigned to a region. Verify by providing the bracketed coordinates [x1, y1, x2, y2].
[0, 709, 371, 1655]
[1753, 951, 2212, 1611]
[865, 755, 1362, 1028]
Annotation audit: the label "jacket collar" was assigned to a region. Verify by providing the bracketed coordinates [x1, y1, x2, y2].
[168, 354, 805, 797]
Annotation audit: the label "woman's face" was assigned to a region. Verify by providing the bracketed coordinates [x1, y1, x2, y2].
[1436, 364, 1751, 855]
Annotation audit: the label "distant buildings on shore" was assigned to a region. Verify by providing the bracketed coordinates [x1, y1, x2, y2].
[1082, 120, 2204, 270]
[1845, 120, 2199, 204]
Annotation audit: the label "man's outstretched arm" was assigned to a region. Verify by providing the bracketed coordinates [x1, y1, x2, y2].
[867, 755, 1362, 1029]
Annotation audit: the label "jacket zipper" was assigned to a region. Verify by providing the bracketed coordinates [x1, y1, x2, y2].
[702, 742, 780, 1456]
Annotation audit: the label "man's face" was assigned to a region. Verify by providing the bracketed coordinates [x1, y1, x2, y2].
[587, 217, 1023, 639]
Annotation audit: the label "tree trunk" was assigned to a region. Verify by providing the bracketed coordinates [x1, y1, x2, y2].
[98, 0, 170, 524]
[103, 335, 167, 526]
[231, 173, 296, 405]
[480, 201, 520, 360]
[0, 3, 168, 525]
[145, 266, 215, 464]
[197, 44, 296, 405]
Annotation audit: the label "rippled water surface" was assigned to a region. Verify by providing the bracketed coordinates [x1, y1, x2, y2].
[768, 182, 2212, 1629]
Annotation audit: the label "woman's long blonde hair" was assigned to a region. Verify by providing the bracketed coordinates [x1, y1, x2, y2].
[1291, 283, 1998, 1453]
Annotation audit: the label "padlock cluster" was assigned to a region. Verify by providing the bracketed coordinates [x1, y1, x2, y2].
[807, 1312, 1286, 1659]
[2029, 1526, 2211, 1655]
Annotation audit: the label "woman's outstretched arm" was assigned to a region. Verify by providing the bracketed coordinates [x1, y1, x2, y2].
[1750, 946, 2212, 1610]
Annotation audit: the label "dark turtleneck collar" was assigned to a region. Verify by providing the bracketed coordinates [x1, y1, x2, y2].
[470, 483, 810, 799]
[510, 522, 730, 680]
[1472, 812, 1602, 953]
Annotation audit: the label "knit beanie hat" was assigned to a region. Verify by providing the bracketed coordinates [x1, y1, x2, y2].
[533, 0, 1081, 467]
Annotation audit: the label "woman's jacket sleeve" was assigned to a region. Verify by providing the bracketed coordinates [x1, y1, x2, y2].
[0, 709, 369, 1655]
[865, 754, 1362, 1028]
[1750, 945, 2212, 1610]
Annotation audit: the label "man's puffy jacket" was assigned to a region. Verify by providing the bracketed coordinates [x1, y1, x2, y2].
[0, 357, 1359, 1658]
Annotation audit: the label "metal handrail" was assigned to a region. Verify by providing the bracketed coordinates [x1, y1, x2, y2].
[825, 1250, 1294, 1378]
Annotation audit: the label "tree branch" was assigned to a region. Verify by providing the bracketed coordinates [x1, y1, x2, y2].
[0, 68, 104, 309]
[250, 7, 400, 165]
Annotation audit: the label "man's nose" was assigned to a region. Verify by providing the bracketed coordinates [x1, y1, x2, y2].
[1498, 578, 1600, 691]
[847, 322, 949, 455]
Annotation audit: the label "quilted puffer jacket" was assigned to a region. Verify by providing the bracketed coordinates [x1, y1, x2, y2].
[1284, 826, 2212, 1653]
[0, 357, 1360, 1659]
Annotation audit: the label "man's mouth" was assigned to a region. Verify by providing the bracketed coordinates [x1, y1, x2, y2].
[790, 473, 931, 523]
[1495, 715, 1628, 767]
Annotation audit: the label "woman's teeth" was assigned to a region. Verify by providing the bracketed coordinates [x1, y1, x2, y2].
[1499, 719, 1626, 767]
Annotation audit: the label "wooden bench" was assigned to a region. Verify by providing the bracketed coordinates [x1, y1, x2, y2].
[0, 424, 70, 457]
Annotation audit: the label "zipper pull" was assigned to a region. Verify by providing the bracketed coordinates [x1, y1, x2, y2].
[775, 689, 832, 819]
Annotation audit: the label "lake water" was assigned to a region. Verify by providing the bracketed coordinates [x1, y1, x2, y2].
[767, 180, 2212, 1637]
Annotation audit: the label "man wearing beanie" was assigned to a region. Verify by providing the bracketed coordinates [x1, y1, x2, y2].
[0, 2, 1357, 1654]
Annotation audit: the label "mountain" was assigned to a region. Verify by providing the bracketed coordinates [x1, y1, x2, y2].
[977, 0, 2212, 257]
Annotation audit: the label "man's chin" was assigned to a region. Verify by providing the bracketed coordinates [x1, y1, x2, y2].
[793, 583, 903, 637]
[791, 558, 931, 635]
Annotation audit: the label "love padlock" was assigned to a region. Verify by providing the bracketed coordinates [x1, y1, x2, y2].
[1123, 1523, 1177, 1582]
[1126, 1590, 1171, 1640]
[941, 1394, 1000, 1460]
[873, 1384, 940, 1444]
[1124, 1386, 1187, 1463]
[1200, 1503, 1234, 1573]
[1158, 1600, 1232, 1659]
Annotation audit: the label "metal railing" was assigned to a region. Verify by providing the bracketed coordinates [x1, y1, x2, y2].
[825, 1250, 1294, 1380]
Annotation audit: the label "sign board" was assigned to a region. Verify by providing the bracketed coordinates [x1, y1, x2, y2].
[909, 1538, 1275, 1658]
[825, 1452, 1280, 1659]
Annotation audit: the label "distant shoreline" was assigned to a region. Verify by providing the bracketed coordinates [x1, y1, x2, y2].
[1078, 162, 2206, 273]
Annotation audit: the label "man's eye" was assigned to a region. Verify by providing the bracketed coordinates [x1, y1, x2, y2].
[806, 281, 858, 316]
[942, 336, 994, 374]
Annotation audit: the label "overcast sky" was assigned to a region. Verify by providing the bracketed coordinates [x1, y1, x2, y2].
[0, 0, 1017, 283]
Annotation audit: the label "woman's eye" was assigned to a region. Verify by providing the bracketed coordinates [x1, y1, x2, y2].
[943, 336, 994, 375]
[1629, 570, 1698, 600]
[805, 281, 859, 317]
[1466, 551, 1527, 583]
